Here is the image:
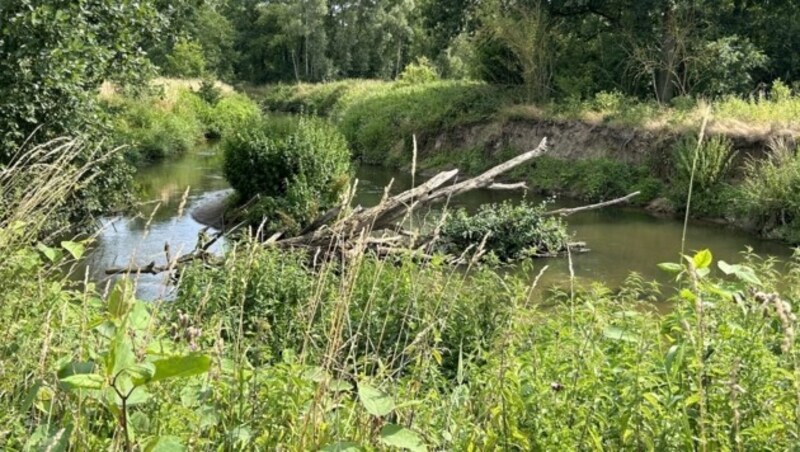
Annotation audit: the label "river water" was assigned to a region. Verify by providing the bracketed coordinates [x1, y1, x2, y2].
[79, 147, 794, 300]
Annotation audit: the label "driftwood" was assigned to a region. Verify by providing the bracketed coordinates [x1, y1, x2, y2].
[104, 137, 640, 277]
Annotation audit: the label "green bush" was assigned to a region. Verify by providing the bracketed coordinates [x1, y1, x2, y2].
[398, 57, 440, 85]
[223, 116, 351, 234]
[669, 134, 737, 217]
[111, 97, 203, 161]
[524, 156, 662, 204]
[441, 200, 569, 261]
[164, 38, 207, 77]
[737, 140, 800, 242]
[109, 87, 261, 162]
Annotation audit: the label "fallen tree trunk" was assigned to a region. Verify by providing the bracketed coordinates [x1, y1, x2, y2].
[104, 137, 640, 277]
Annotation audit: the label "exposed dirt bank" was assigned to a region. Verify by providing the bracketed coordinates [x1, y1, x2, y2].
[418, 117, 799, 178]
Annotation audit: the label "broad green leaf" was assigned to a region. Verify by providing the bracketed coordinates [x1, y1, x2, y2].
[602, 326, 637, 343]
[108, 278, 135, 319]
[151, 354, 212, 382]
[108, 335, 136, 379]
[60, 240, 85, 260]
[328, 379, 353, 392]
[692, 249, 713, 270]
[129, 362, 156, 386]
[37, 243, 62, 263]
[321, 442, 361, 452]
[57, 361, 95, 379]
[60, 373, 104, 390]
[379, 424, 427, 452]
[303, 366, 329, 383]
[717, 260, 736, 275]
[358, 383, 395, 417]
[144, 435, 186, 452]
[657, 262, 683, 273]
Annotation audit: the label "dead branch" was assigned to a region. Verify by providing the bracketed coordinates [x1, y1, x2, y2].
[544, 191, 641, 217]
[489, 182, 528, 191]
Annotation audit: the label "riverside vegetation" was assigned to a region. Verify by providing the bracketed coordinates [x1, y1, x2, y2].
[4, 0, 800, 449]
[3, 138, 800, 449]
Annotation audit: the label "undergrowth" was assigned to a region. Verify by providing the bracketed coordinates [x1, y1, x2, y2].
[2, 140, 800, 449]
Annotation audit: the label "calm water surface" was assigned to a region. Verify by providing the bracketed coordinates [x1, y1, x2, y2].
[80, 147, 794, 300]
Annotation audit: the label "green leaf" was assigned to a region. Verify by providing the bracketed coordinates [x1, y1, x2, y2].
[37, 243, 62, 263]
[57, 361, 95, 379]
[379, 424, 427, 452]
[717, 260, 736, 275]
[61, 240, 85, 260]
[108, 335, 136, 379]
[328, 379, 353, 392]
[602, 326, 637, 343]
[129, 362, 156, 386]
[60, 373, 104, 390]
[151, 354, 212, 382]
[144, 435, 186, 452]
[692, 249, 713, 269]
[358, 383, 395, 417]
[321, 442, 361, 452]
[108, 278, 135, 319]
[657, 262, 683, 273]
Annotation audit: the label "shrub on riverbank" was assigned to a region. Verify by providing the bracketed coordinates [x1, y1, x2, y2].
[441, 200, 569, 261]
[737, 139, 800, 243]
[669, 135, 738, 218]
[106, 83, 260, 162]
[222, 116, 351, 234]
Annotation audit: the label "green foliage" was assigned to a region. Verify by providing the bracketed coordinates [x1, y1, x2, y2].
[164, 38, 207, 78]
[336, 81, 509, 164]
[670, 135, 737, 217]
[524, 156, 662, 204]
[223, 117, 351, 234]
[195, 79, 223, 106]
[398, 57, 440, 85]
[441, 200, 569, 261]
[109, 86, 261, 162]
[694, 36, 769, 97]
[0, 0, 165, 227]
[737, 141, 800, 243]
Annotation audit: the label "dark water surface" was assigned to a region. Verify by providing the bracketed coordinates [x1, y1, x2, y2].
[80, 147, 793, 300]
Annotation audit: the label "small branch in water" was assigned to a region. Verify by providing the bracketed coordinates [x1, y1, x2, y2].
[544, 192, 640, 217]
[489, 182, 529, 191]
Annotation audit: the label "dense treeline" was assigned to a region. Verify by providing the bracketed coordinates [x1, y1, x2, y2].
[160, 0, 800, 103]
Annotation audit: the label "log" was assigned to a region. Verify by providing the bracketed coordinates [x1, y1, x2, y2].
[544, 191, 641, 217]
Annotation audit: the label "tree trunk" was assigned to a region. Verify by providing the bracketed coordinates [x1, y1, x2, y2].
[656, 2, 676, 104]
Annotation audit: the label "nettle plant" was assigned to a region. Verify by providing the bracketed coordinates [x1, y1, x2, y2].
[56, 278, 211, 451]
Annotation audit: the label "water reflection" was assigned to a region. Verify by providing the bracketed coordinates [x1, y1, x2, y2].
[80, 149, 794, 300]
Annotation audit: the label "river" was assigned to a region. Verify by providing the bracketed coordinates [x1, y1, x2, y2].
[78, 146, 794, 300]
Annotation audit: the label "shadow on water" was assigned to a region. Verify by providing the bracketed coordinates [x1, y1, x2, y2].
[79, 147, 795, 301]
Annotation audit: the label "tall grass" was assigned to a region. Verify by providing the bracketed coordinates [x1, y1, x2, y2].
[2, 136, 800, 449]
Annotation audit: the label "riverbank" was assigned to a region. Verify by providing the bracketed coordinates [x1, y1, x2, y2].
[249, 79, 800, 243]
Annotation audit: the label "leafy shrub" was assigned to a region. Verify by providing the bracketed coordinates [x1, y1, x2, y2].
[195, 78, 222, 105]
[111, 97, 203, 161]
[164, 38, 207, 77]
[109, 87, 261, 161]
[524, 156, 662, 204]
[771, 79, 792, 102]
[223, 117, 351, 234]
[592, 90, 625, 112]
[737, 140, 800, 242]
[398, 57, 440, 84]
[694, 36, 768, 97]
[441, 200, 569, 261]
[670, 134, 737, 217]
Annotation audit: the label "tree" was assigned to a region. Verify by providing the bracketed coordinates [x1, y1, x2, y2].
[0, 0, 165, 227]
